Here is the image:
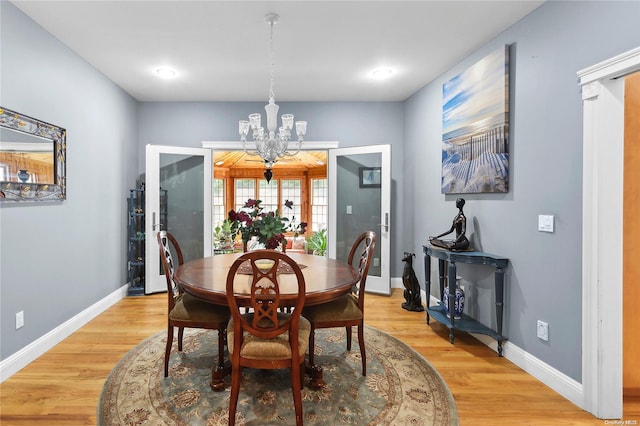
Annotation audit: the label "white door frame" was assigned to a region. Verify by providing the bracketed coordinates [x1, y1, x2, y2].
[578, 46, 640, 419]
[328, 144, 391, 295]
[145, 144, 212, 294]
[202, 141, 339, 151]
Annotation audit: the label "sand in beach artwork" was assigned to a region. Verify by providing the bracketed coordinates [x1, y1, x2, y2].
[441, 45, 510, 194]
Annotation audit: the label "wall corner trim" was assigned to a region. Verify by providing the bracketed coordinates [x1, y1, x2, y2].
[0, 284, 129, 383]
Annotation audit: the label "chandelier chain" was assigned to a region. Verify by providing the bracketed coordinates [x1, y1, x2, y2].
[269, 18, 275, 102]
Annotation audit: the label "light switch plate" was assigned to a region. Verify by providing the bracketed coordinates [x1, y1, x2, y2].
[538, 215, 554, 232]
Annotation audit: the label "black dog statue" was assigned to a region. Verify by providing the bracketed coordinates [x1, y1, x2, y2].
[401, 252, 424, 312]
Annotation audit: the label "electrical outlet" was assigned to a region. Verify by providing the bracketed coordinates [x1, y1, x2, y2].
[373, 257, 380, 267]
[537, 320, 549, 341]
[16, 311, 24, 329]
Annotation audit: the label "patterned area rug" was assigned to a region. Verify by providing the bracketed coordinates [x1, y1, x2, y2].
[99, 326, 458, 425]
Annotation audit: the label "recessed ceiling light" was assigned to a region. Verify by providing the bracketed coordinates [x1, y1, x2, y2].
[215, 161, 224, 166]
[371, 67, 394, 80]
[155, 67, 177, 79]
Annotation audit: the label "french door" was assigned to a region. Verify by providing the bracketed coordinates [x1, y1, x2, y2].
[328, 145, 391, 295]
[144, 145, 212, 294]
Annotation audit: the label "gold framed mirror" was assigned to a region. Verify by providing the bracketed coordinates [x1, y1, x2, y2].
[0, 107, 66, 201]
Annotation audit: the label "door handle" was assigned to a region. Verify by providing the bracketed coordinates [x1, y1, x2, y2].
[379, 212, 389, 232]
[152, 212, 163, 230]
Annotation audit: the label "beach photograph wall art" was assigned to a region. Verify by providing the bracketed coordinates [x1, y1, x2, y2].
[441, 45, 510, 194]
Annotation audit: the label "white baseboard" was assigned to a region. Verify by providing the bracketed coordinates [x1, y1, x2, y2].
[391, 277, 403, 288]
[474, 334, 583, 409]
[0, 284, 129, 383]
[423, 293, 584, 410]
[2, 281, 585, 412]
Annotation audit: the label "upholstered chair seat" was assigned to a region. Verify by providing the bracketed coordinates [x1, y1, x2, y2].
[170, 292, 230, 324]
[302, 294, 362, 323]
[227, 313, 310, 360]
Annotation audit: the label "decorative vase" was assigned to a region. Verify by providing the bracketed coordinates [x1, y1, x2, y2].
[244, 236, 265, 252]
[17, 169, 29, 183]
[443, 276, 465, 319]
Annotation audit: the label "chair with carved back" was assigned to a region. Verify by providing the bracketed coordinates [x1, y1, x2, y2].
[302, 231, 376, 376]
[225, 250, 309, 426]
[157, 231, 230, 378]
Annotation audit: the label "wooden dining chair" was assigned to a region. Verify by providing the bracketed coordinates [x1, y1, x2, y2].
[157, 231, 230, 378]
[225, 251, 310, 426]
[302, 231, 376, 376]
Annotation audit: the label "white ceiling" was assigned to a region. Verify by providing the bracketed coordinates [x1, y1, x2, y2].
[10, 1, 543, 102]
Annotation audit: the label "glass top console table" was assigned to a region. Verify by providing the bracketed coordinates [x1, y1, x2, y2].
[423, 245, 509, 356]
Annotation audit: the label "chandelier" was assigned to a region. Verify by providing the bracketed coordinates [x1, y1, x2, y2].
[238, 13, 307, 181]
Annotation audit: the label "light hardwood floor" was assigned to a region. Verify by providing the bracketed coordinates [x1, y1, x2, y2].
[1, 289, 637, 425]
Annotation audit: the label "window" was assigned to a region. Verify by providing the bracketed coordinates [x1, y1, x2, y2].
[311, 178, 328, 232]
[280, 179, 301, 223]
[235, 179, 255, 210]
[212, 178, 225, 228]
[258, 179, 278, 212]
[233, 178, 303, 226]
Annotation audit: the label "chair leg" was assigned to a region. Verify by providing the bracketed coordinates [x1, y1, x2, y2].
[346, 326, 352, 350]
[164, 325, 174, 377]
[291, 361, 304, 426]
[177, 327, 185, 352]
[357, 323, 366, 376]
[229, 366, 242, 426]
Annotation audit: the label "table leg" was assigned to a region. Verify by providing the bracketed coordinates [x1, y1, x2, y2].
[209, 362, 231, 391]
[306, 361, 325, 389]
[438, 259, 446, 301]
[448, 261, 457, 344]
[424, 254, 431, 324]
[495, 266, 505, 356]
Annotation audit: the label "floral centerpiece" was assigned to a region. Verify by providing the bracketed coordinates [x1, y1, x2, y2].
[228, 199, 307, 250]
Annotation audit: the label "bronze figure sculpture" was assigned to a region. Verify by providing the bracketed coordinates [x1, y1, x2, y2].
[429, 197, 471, 251]
[401, 252, 424, 312]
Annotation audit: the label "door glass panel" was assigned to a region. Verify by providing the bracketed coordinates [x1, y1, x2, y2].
[335, 153, 382, 278]
[160, 153, 205, 264]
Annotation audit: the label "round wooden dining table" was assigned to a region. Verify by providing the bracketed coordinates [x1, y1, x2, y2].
[175, 252, 359, 307]
[173, 252, 360, 389]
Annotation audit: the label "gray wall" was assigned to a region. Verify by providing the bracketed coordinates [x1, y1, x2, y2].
[2, 0, 639, 388]
[138, 101, 405, 275]
[404, 0, 640, 381]
[0, 3, 138, 359]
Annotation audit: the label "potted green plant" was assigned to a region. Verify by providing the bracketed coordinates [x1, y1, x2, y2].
[213, 219, 235, 250]
[306, 228, 327, 256]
